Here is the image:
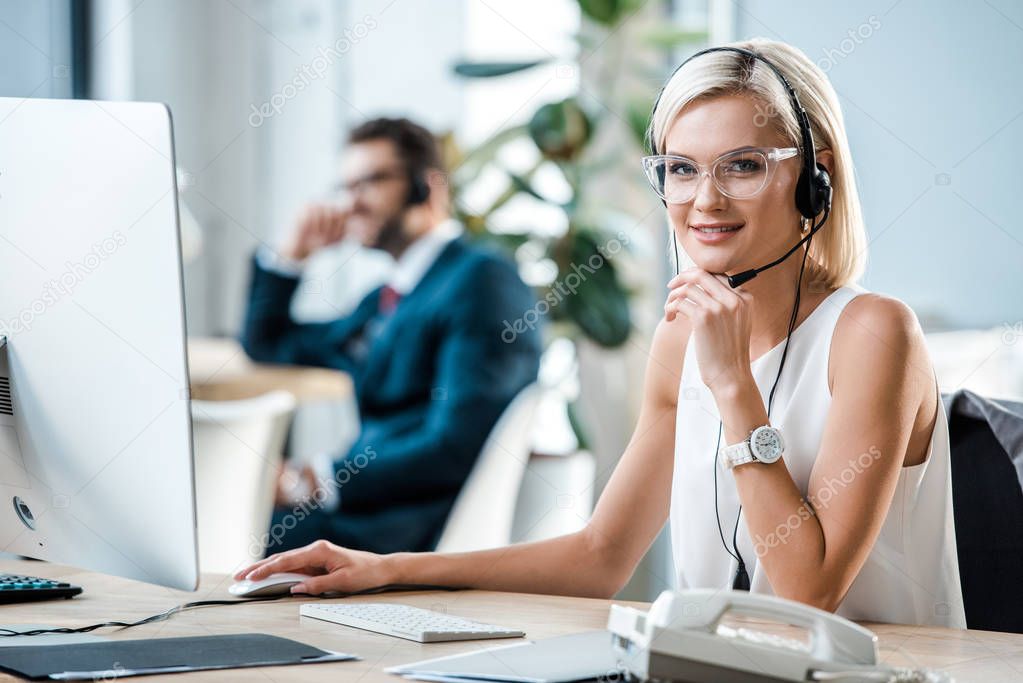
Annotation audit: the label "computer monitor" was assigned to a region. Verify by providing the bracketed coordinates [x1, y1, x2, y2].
[0, 96, 198, 590]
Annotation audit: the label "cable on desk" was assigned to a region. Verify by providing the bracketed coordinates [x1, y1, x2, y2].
[0, 583, 462, 637]
[812, 667, 953, 682]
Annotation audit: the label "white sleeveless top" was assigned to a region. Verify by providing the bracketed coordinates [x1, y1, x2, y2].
[670, 285, 967, 628]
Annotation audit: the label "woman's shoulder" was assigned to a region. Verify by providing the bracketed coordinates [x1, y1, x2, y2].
[839, 291, 923, 345]
[830, 290, 931, 389]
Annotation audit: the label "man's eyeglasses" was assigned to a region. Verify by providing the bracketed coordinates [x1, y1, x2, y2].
[642, 147, 798, 204]
[335, 167, 408, 196]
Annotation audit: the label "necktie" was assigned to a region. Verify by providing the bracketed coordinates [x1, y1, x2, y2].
[379, 284, 401, 314]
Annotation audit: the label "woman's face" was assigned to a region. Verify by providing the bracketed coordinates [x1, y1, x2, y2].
[663, 94, 804, 277]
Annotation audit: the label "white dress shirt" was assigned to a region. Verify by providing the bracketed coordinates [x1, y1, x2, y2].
[386, 218, 463, 295]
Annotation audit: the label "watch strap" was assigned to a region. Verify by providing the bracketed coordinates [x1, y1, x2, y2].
[719, 440, 755, 469]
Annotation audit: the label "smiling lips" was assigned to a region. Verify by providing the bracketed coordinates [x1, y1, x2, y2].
[689, 223, 744, 243]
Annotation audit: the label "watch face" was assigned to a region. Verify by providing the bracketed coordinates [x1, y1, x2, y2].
[751, 426, 784, 463]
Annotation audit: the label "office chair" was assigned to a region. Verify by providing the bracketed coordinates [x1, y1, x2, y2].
[435, 384, 542, 553]
[191, 390, 297, 573]
[944, 388, 1023, 633]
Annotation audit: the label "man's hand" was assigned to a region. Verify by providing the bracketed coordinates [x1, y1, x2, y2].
[274, 463, 320, 506]
[281, 203, 350, 262]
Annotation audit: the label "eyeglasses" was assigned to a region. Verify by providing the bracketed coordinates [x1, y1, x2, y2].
[642, 147, 798, 204]
[335, 167, 407, 196]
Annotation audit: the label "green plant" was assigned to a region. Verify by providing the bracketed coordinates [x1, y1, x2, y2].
[447, 1, 705, 348]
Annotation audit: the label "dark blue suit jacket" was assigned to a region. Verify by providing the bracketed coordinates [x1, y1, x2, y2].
[241, 236, 542, 553]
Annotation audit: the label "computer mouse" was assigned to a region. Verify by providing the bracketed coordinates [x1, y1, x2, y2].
[228, 572, 310, 597]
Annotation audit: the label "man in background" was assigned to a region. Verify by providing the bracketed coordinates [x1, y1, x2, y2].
[242, 117, 541, 554]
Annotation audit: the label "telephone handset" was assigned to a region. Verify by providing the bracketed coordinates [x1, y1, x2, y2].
[607, 589, 952, 683]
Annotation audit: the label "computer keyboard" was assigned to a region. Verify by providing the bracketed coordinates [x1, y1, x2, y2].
[299, 602, 525, 643]
[0, 573, 82, 603]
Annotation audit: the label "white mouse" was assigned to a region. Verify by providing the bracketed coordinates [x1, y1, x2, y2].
[228, 572, 311, 597]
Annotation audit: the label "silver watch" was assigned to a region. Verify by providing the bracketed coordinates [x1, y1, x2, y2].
[719, 425, 785, 469]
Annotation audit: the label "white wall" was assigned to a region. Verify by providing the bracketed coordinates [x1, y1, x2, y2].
[0, 0, 74, 99]
[87, 0, 469, 335]
[735, 0, 1023, 330]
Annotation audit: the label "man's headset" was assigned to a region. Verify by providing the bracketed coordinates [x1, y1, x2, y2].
[406, 167, 431, 206]
[647, 46, 833, 287]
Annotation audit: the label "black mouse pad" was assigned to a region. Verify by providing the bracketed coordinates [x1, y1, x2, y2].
[0, 632, 356, 680]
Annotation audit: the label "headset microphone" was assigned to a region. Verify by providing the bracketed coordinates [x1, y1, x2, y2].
[725, 176, 831, 288]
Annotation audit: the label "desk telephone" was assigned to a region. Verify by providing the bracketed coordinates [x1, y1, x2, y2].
[608, 590, 952, 683]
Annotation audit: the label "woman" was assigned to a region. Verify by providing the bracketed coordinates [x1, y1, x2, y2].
[236, 38, 965, 628]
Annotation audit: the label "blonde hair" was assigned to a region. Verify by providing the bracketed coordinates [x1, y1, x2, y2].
[649, 38, 866, 288]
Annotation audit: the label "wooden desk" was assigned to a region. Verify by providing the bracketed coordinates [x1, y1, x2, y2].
[188, 337, 351, 403]
[2, 561, 1022, 682]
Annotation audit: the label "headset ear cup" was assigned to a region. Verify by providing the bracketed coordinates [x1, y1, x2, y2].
[407, 173, 430, 205]
[795, 164, 832, 218]
[794, 168, 814, 219]
[815, 164, 833, 212]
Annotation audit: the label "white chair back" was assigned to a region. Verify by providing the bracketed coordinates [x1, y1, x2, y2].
[191, 390, 296, 574]
[435, 384, 542, 553]
[511, 450, 596, 544]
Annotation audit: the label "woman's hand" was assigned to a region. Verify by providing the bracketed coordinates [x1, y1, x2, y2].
[233, 540, 397, 595]
[664, 268, 754, 394]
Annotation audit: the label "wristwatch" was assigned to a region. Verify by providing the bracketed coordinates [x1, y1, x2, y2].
[719, 425, 785, 469]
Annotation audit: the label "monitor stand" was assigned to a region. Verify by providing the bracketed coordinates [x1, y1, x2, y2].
[0, 336, 85, 602]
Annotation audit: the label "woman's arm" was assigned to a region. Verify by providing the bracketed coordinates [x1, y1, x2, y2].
[235, 317, 691, 598]
[715, 293, 936, 611]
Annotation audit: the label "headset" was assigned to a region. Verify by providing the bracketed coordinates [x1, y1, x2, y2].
[648, 46, 834, 591]
[406, 167, 431, 206]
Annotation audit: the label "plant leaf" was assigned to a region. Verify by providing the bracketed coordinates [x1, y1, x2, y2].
[624, 96, 656, 151]
[452, 60, 549, 78]
[577, 0, 644, 27]
[529, 98, 592, 161]
[560, 231, 631, 347]
[507, 172, 548, 203]
[567, 399, 590, 451]
[640, 27, 708, 49]
[451, 125, 528, 182]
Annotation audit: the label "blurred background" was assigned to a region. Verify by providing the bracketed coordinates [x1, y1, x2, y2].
[2, 0, 1021, 600]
